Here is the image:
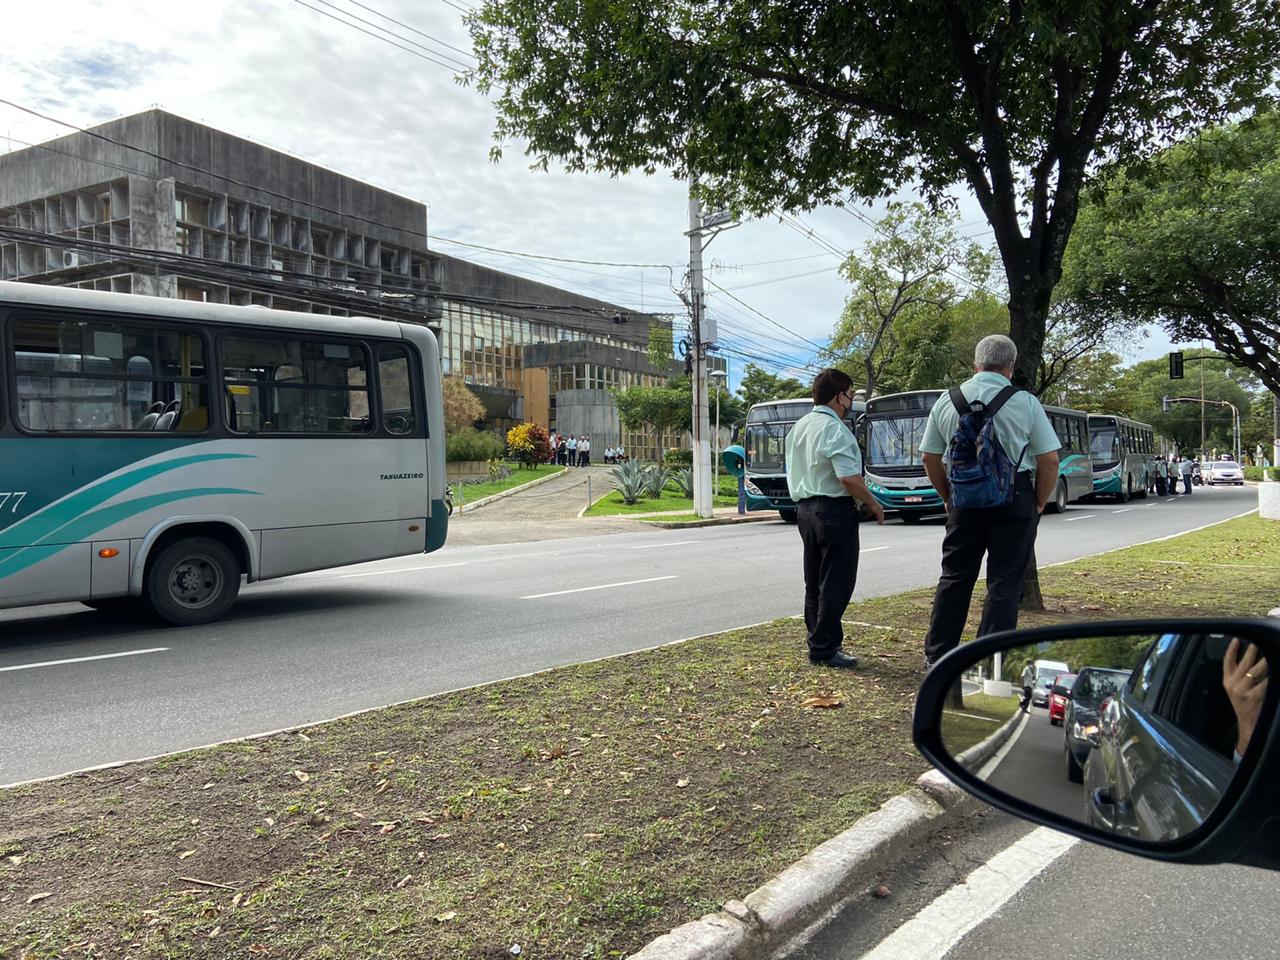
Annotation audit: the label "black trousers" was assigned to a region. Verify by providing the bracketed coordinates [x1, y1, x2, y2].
[797, 496, 860, 661]
[923, 475, 1040, 663]
[1183, 475, 1193, 494]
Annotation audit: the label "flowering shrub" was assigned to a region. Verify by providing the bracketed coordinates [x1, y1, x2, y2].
[506, 422, 552, 468]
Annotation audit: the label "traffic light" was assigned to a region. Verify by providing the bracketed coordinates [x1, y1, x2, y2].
[1169, 351, 1185, 379]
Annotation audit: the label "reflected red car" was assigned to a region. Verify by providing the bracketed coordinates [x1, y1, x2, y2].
[1047, 673, 1076, 726]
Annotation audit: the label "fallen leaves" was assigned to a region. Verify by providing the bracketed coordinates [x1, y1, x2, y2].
[433, 910, 458, 923]
[800, 694, 844, 709]
[675, 779, 690, 789]
[177, 850, 196, 861]
[25, 892, 53, 904]
[292, 770, 311, 784]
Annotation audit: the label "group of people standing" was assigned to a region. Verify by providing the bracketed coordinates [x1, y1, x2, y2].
[785, 334, 1061, 672]
[550, 433, 592, 467]
[1152, 457, 1196, 496]
[549, 434, 628, 467]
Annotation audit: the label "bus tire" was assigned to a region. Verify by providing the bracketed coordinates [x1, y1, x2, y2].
[145, 536, 241, 626]
[1117, 476, 1131, 503]
[779, 509, 798, 523]
[1046, 480, 1068, 514]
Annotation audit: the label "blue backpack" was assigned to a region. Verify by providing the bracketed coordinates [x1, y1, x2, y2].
[946, 385, 1028, 510]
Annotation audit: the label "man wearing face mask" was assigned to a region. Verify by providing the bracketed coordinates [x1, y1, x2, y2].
[785, 368, 886, 669]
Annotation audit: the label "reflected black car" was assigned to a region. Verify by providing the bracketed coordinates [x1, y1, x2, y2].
[1082, 634, 1238, 842]
[1063, 666, 1131, 783]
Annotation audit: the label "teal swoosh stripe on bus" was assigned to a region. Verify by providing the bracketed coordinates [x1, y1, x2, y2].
[0, 453, 254, 550]
[0, 487, 260, 580]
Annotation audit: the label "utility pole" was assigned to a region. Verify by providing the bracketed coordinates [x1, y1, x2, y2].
[1199, 341, 1206, 458]
[687, 179, 713, 518]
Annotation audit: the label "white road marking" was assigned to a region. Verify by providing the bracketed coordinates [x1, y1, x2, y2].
[338, 562, 469, 578]
[0, 648, 169, 674]
[630, 540, 701, 550]
[522, 575, 677, 599]
[856, 825, 1077, 960]
[1113, 508, 1132, 514]
[1062, 514, 1095, 522]
[860, 546, 891, 553]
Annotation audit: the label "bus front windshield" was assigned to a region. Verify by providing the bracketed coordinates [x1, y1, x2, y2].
[746, 422, 788, 473]
[1090, 426, 1120, 465]
[867, 415, 929, 470]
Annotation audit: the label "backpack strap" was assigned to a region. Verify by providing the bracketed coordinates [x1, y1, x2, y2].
[949, 387, 971, 416]
[979, 384, 1022, 419]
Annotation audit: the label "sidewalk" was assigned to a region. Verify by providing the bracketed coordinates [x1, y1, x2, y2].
[448, 464, 637, 545]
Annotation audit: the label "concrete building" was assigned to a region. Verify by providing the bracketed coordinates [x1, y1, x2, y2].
[0, 109, 686, 456]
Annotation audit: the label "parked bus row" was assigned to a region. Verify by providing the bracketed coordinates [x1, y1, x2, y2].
[0, 282, 448, 625]
[739, 390, 1164, 523]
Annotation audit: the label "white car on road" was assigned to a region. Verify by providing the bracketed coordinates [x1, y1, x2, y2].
[1205, 460, 1245, 486]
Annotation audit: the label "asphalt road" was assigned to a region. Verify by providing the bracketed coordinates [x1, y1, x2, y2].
[787, 805, 1280, 960]
[0, 485, 1259, 784]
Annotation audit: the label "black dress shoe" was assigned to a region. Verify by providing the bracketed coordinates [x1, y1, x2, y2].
[810, 650, 858, 669]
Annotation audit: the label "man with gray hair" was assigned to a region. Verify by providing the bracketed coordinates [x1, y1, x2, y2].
[918, 334, 1061, 669]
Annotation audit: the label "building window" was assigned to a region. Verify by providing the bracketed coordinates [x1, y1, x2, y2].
[174, 195, 210, 226]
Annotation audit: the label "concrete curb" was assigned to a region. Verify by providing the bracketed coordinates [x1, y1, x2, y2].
[954, 705, 1025, 771]
[625, 768, 976, 960]
[637, 514, 776, 529]
[451, 467, 567, 514]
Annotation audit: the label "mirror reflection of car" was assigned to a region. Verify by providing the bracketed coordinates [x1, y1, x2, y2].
[1064, 667, 1131, 783]
[1022, 658, 1071, 708]
[913, 618, 1279, 870]
[1047, 673, 1076, 726]
[1083, 632, 1244, 842]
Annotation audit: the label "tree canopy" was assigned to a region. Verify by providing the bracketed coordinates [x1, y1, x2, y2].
[470, 0, 1280, 384]
[734, 364, 807, 410]
[442, 376, 485, 433]
[1062, 107, 1280, 393]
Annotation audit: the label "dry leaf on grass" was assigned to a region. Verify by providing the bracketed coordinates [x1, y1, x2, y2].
[676, 778, 690, 789]
[26, 892, 53, 904]
[292, 770, 310, 784]
[178, 850, 196, 860]
[800, 694, 844, 709]
[434, 910, 458, 923]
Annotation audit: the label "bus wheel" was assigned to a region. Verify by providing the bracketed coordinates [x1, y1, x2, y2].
[1117, 477, 1131, 503]
[146, 536, 241, 626]
[1046, 480, 1068, 514]
[779, 509, 798, 523]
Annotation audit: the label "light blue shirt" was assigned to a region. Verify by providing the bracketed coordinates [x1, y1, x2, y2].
[785, 405, 863, 499]
[919, 372, 1060, 478]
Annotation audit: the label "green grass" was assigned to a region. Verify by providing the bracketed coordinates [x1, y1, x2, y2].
[941, 692, 1021, 756]
[584, 474, 742, 516]
[4, 514, 1277, 959]
[450, 463, 564, 504]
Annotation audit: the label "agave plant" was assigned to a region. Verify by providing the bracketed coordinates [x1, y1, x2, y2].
[642, 463, 674, 499]
[610, 458, 648, 505]
[669, 466, 694, 498]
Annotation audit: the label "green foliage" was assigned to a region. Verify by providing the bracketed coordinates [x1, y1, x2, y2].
[1244, 467, 1280, 481]
[647, 321, 675, 371]
[487, 458, 512, 482]
[610, 459, 649, 504]
[736, 364, 806, 410]
[826, 203, 992, 396]
[442, 376, 485, 433]
[506, 422, 553, 468]
[663, 448, 694, 466]
[1064, 107, 1280, 393]
[669, 466, 694, 497]
[614, 380, 691, 437]
[642, 464, 674, 499]
[446, 428, 505, 462]
[1003, 635, 1152, 685]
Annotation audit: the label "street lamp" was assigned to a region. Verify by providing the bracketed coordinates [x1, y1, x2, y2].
[710, 369, 728, 501]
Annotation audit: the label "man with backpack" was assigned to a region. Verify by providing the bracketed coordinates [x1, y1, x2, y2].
[918, 335, 1061, 670]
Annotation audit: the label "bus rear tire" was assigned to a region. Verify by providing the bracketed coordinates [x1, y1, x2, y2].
[1046, 480, 1068, 514]
[1117, 476, 1132, 503]
[145, 536, 241, 626]
[779, 509, 798, 523]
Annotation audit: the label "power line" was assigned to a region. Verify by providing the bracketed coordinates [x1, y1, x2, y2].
[289, 0, 464, 72]
[341, 0, 476, 60]
[302, 0, 474, 69]
[704, 277, 827, 352]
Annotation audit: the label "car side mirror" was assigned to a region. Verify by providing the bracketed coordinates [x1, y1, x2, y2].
[913, 618, 1280, 869]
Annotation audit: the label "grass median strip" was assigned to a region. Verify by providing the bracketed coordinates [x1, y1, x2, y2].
[451, 464, 565, 505]
[3, 515, 1277, 958]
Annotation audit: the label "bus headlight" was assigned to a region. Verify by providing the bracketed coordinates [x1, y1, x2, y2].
[745, 481, 763, 496]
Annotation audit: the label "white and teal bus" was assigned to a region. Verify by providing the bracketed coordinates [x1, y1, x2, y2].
[861, 389, 1094, 521]
[1087, 414, 1155, 501]
[741, 397, 865, 522]
[0, 282, 447, 625]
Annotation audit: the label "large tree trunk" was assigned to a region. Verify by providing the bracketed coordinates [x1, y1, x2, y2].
[1007, 274, 1054, 613]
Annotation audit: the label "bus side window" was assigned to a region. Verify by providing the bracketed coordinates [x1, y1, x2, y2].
[378, 344, 417, 436]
